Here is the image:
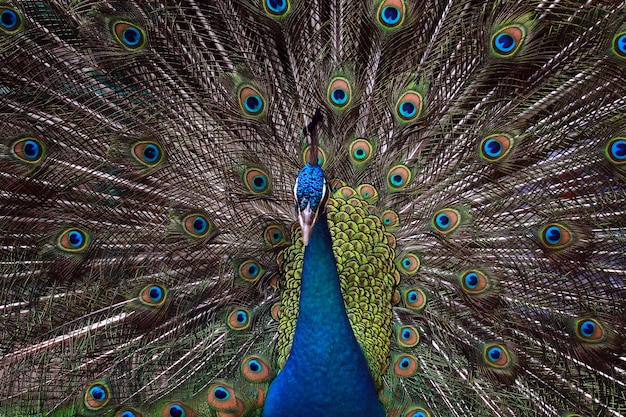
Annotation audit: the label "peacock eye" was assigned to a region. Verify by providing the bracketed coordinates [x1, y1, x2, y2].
[238, 85, 266, 117]
[139, 284, 167, 306]
[396, 325, 419, 347]
[483, 344, 513, 369]
[404, 288, 426, 311]
[244, 167, 271, 194]
[395, 91, 423, 122]
[57, 228, 89, 252]
[11, 138, 45, 164]
[163, 403, 189, 417]
[460, 270, 489, 294]
[349, 138, 374, 165]
[264, 0, 289, 17]
[405, 408, 430, 417]
[327, 77, 352, 109]
[132, 141, 164, 167]
[303, 146, 326, 167]
[539, 223, 572, 249]
[387, 164, 412, 190]
[238, 260, 264, 282]
[574, 318, 606, 343]
[480, 134, 513, 162]
[207, 383, 239, 412]
[606, 137, 626, 164]
[397, 254, 420, 275]
[0, 7, 22, 33]
[84, 382, 110, 409]
[392, 354, 418, 377]
[491, 25, 525, 57]
[432, 208, 461, 234]
[228, 308, 251, 330]
[113, 22, 147, 50]
[242, 356, 273, 381]
[614, 32, 626, 57]
[377, 0, 405, 29]
[381, 210, 400, 229]
[118, 410, 141, 417]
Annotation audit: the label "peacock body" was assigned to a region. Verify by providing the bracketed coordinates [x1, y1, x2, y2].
[1, 1, 626, 416]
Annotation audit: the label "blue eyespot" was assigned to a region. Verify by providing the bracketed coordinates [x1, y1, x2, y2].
[121, 411, 137, 417]
[214, 386, 230, 400]
[408, 291, 418, 302]
[399, 358, 411, 368]
[149, 286, 164, 303]
[265, 0, 288, 15]
[89, 386, 107, 401]
[330, 88, 348, 105]
[579, 320, 596, 338]
[192, 216, 208, 234]
[123, 27, 141, 46]
[381, 6, 401, 25]
[494, 33, 515, 53]
[544, 226, 562, 245]
[402, 330, 412, 340]
[435, 213, 450, 229]
[168, 405, 185, 417]
[244, 95, 263, 114]
[252, 174, 267, 191]
[464, 272, 478, 289]
[608, 138, 626, 163]
[113, 22, 146, 50]
[483, 138, 502, 158]
[132, 141, 164, 167]
[0, 8, 20, 32]
[398, 101, 417, 119]
[487, 346, 502, 362]
[248, 359, 262, 372]
[236, 310, 247, 324]
[142, 144, 160, 163]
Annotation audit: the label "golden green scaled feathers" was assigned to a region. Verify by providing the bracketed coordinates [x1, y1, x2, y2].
[1, 0, 626, 416]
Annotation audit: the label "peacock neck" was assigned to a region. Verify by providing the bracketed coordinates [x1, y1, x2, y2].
[263, 213, 384, 417]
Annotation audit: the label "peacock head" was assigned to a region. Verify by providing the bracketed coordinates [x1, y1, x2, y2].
[293, 163, 330, 246]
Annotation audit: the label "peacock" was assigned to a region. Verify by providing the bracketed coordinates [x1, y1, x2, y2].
[1, 0, 625, 416]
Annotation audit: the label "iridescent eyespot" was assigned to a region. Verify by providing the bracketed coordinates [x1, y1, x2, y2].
[356, 184, 378, 203]
[613, 32, 626, 58]
[238, 85, 265, 117]
[395, 91, 422, 122]
[336, 186, 356, 199]
[387, 164, 411, 190]
[237, 260, 264, 282]
[377, 0, 405, 29]
[84, 382, 110, 410]
[432, 208, 461, 234]
[483, 344, 513, 369]
[58, 228, 89, 252]
[491, 25, 525, 57]
[264, 0, 289, 17]
[11, 138, 45, 164]
[118, 409, 142, 417]
[479, 134, 513, 162]
[396, 325, 419, 347]
[327, 77, 352, 109]
[0, 7, 22, 33]
[381, 210, 400, 229]
[405, 408, 431, 417]
[139, 284, 167, 306]
[182, 214, 212, 238]
[113, 22, 146, 50]
[349, 138, 373, 165]
[575, 318, 606, 343]
[244, 167, 271, 194]
[207, 383, 237, 411]
[132, 141, 164, 167]
[392, 354, 418, 377]
[329, 178, 346, 193]
[397, 254, 420, 275]
[303, 145, 326, 167]
[539, 223, 572, 249]
[606, 137, 626, 165]
[263, 224, 287, 247]
[403, 288, 426, 311]
[242, 356, 272, 382]
[228, 308, 251, 330]
[161, 403, 190, 417]
[460, 270, 489, 294]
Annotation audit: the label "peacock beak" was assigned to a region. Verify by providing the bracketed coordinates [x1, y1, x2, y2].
[298, 204, 316, 246]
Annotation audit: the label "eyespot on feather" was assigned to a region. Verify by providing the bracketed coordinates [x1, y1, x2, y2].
[574, 318, 606, 344]
[84, 382, 110, 410]
[228, 308, 251, 330]
[432, 208, 461, 234]
[395, 91, 422, 122]
[396, 325, 419, 347]
[491, 25, 525, 56]
[397, 254, 420, 275]
[349, 138, 374, 165]
[613, 32, 626, 58]
[392, 354, 418, 377]
[459, 270, 489, 294]
[377, 0, 405, 29]
[139, 284, 167, 307]
[263, 224, 287, 247]
[207, 383, 237, 411]
[479, 134, 513, 162]
[237, 260, 264, 282]
[132, 141, 164, 167]
[539, 223, 572, 250]
[606, 137, 626, 165]
[0, 7, 23, 33]
[356, 184, 378, 203]
[405, 407, 431, 417]
[263, 0, 290, 17]
[483, 344, 513, 369]
[161, 403, 193, 417]
[117, 409, 143, 417]
[182, 214, 212, 238]
[238, 86, 265, 117]
[303, 145, 326, 167]
[113, 21, 147, 50]
[403, 288, 426, 311]
[327, 77, 352, 109]
[58, 228, 89, 252]
[11, 138, 45, 164]
[244, 167, 271, 194]
[387, 165, 411, 190]
[241, 356, 273, 382]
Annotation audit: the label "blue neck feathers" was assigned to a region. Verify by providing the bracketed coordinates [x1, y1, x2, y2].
[263, 213, 384, 417]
